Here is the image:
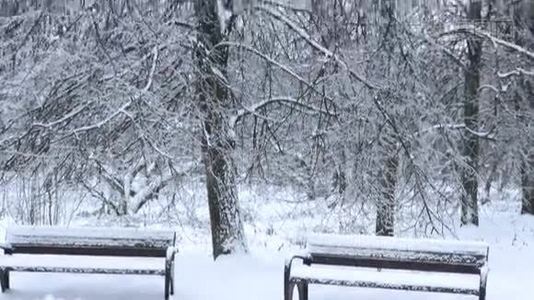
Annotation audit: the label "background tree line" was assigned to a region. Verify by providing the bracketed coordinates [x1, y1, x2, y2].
[0, 0, 533, 259]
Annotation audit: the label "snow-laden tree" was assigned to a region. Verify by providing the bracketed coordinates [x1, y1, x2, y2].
[194, 0, 248, 258]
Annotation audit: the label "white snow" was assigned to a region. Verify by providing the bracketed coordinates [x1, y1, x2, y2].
[306, 233, 489, 257]
[0, 200, 532, 299]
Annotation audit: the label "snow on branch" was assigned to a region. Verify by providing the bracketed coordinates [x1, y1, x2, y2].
[440, 26, 534, 61]
[31, 104, 89, 129]
[70, 101, 131, 135]
[417, 123, 495, 141]
[256, 5, 380, 90]
[258, 0, 311, 12]
[142, 46, 159, 92]
[215, 41, 331, 100]
[230, 96, 337, 127]
[498, 68, 534, 78]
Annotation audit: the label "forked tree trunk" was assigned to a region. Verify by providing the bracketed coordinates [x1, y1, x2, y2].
[460, 0, 482, 226]
[195, 0, 247, 259]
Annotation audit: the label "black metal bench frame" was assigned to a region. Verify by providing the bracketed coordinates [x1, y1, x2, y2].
[0, 227, 178, 300]
[284, 236, 489, 300]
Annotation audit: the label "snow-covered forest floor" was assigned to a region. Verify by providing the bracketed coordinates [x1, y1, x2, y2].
[0, 186, 533, 300]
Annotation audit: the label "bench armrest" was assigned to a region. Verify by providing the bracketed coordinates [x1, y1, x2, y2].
[166, 246, 179, 262]
[284, 254, 311, 281]
[284, 254, 311, 299]
[0, 243, 12, 254]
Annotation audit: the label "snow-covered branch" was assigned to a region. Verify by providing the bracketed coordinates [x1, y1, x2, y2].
[70, 101, 131, 134]
[230, 96, 337, 127]
[256, 5, 380, 90]
[416, 123, 496, 141]
[142, 46, 159, 92]
[32, 104, 89, 129]
[215, 41, 332, 100]
[498, 68, 534, 78]
[440, 26, 534, 61]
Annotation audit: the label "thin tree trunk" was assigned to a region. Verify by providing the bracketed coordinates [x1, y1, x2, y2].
[376, 139, 398, 236]
[461, 0, 482, 226]
[522, 151, 534, 214]
[375, 0, 398, 237]
[195, 0, 247, 259]
[519, 0, 534, 215]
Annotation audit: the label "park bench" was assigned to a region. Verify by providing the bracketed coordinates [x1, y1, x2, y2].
[0, 226, 178, 300]
[285, 234, 489, 300]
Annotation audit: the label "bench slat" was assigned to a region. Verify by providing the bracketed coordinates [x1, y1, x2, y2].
[309, 254, 482, 274]
[7, 246, 168, 257]
[291, 277, 479, 296]
[307, 234, 489, 268]
[290, 264, 480, 296]
[0, 254, 166, 276]
[4, 266, 166, 276]
[309, 246, 486, 270]
[6, 226, 175, 252]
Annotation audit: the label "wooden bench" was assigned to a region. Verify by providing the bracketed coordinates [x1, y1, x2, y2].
[284, 234, 489, 300]
[0, 226, 178, 299]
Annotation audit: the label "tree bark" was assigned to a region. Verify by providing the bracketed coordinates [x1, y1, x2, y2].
[195, 0, 247, 259]
[518, 0, 534, 215]
[375, 140, 398, 236]
[375, 0, 398, 237]
[460, 0, 482, 226]
[522, 151, 534, 214]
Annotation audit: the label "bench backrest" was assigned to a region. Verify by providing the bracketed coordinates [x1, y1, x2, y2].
[306, 234, 489, 275]
[5, 226, 176, 257]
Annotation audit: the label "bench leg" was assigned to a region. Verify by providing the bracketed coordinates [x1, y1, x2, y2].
[285, 282, 296, 300]
[479, 265, 488, 300]
[479, 286, 486, 300]
[170, 260, 175, 296]
[0, 269, 10, 292]
[297, 282, 308, 300]
[164, 274, 170, 300]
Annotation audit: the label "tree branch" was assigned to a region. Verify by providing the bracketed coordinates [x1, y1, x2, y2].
[256, 5, 380, 90]
[440, 26, 534, 60]
[230, 96, 337, 127]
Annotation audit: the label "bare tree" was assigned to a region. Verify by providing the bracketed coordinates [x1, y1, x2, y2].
[518, 0, 534, 215]
[194, 0, 247, 259]
[373, 0, 398, 236]
[460, 0, 482, 226]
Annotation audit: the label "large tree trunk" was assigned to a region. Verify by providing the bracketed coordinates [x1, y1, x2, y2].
[460, 0, 482, 226]
[195, 0, 247, 259]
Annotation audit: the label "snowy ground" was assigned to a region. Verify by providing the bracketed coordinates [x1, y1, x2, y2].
[0, 193, 533, 300]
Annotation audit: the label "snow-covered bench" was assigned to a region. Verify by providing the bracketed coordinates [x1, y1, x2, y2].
[0, 226, 178, 300]
[285, 234, 489, 300]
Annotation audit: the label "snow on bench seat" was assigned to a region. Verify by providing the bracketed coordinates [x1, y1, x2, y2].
[0, 254, 166, 275]
[307, 234, 489, 268]
[290, 263, 481, 296]
[5, 226, 175, 250]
